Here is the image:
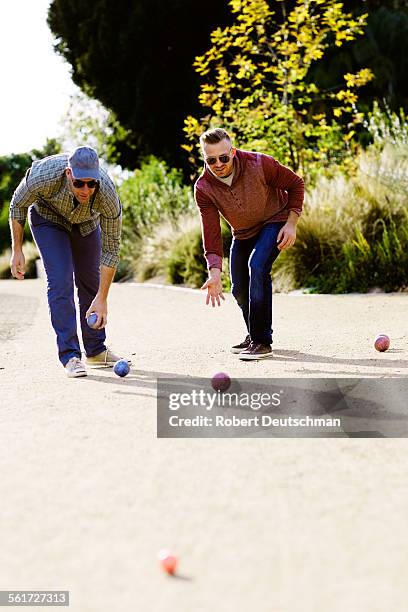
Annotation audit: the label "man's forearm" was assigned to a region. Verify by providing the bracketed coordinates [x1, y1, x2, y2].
[10, 219, 25, 251]
[97, 265, 116, 299]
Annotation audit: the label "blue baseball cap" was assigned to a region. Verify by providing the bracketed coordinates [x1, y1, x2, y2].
[68, 146, 101, 180]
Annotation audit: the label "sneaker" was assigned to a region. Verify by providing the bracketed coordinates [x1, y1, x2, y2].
[86, 348, 131, 368]
[238, 342, 272, 360]
[231, 334, 251, 354]
[65, 357, 87, 378]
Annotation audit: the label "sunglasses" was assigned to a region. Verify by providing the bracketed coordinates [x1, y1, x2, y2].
[72, 179, 99, 189]
[205, 149, 232, 166]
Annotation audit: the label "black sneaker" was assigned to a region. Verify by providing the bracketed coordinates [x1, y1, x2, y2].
[238, 341, 272, 360]
[231, 334, 251, 354]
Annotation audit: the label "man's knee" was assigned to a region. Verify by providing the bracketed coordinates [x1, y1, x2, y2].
[231, 283, 247, 306]
[46, 271, 74, 300]
[249, 259, 268, 278]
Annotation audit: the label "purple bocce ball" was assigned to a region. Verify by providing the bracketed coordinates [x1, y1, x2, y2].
[211, 371, 231, 392]
[113, 359, 130, 377]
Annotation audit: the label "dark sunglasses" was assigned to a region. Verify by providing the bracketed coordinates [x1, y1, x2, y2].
[205, 151, 232, 166]
[72, 179, 99, 189]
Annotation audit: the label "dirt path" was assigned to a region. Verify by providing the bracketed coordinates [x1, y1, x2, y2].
[0, 279, 407, 611]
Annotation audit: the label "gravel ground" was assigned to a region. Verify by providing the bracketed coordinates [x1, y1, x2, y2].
[0, 278, 407, 612]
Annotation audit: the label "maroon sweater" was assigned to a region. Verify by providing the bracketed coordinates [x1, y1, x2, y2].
[194, 149, 304, 269]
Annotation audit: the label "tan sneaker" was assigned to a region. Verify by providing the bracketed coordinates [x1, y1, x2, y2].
[65, 357, 87, 378]
[86, 348, 131, 368]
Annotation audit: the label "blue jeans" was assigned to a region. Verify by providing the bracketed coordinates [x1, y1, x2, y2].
[229, 222, 284, 345]
[28, 206, 107, 366]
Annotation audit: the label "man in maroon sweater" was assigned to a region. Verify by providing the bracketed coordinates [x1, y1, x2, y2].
[194, 128, 304, 360]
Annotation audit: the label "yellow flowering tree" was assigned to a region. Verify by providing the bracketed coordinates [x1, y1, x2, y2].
[184, 0, 374, 173]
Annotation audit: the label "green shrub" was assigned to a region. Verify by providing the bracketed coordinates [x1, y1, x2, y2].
[135, 216, 199, 282]
[274, 141, 408, 293]
[166, 227, 207, 287]
[0, 206, 33, 253]
[165, 218, 232, 289]
[121, 108, 408, 293]
[0, 206, 10, 253]
[0, 140, 61, 252]
[118, 156, 197, 280]
[339, 215, 408, 292]
[0, 242, 39, 280]
[119, 156, 195, 268]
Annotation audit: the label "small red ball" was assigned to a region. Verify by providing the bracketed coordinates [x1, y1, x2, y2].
[374, 334, 390, 352]
[158, 549, 178, 575]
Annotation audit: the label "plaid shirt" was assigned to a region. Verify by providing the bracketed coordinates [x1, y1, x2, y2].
[9, 153, 122, 268]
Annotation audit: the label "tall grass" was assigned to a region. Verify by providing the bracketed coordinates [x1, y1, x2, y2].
[274, 142, 408, 292]
[134, 216, 201, 283]
[135, 215, 231, 291]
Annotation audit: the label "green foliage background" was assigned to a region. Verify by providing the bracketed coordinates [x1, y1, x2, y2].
[47, 0, 408, 171]
[47, 0, 232, 169]
[128, 104, 408, 294]
[0, 139, 61, 252]
[2, 1, 408, 294]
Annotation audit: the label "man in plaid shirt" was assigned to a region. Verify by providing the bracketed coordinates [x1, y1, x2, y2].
[9, 146, 129, 377]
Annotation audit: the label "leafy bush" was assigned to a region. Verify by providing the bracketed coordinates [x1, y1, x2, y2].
[0, 139, 61, 253]
[119, 156, 195, 278]
[184, 0, 372, 178]
[132, 146, 408, 294]
[0, 206, 33, 253]
[0, 242, 39, 280]
[0, 206, 11, 253]
[107, 105, 408, 292]
[120, 156, 194, 242]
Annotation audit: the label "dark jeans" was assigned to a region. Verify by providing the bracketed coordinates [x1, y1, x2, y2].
[28, 206, 106, 366]
[229, 222, 284, 345]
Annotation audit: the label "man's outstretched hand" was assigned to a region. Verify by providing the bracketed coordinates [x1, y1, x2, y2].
[201, 268, 225, 307]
